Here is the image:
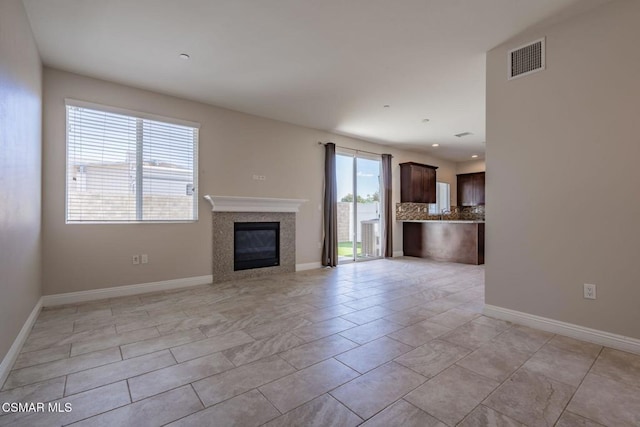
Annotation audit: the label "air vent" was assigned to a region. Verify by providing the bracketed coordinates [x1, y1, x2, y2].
[455, 132, 472, 138]
[508, 37, 545, 80]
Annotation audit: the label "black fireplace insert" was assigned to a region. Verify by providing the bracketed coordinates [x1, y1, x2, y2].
[234, 222, 280, 271]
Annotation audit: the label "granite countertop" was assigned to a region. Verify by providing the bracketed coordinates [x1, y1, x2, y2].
[399, 219, 485, 223]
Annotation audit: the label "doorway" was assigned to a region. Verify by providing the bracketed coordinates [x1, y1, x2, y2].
[336, 150, 383, 263]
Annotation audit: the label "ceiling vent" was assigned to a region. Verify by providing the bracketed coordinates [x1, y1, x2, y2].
[508, 37, 545, 80]
[455, 132, 472, 138]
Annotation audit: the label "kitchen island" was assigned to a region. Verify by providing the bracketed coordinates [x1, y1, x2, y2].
[402, 220, 485, 265]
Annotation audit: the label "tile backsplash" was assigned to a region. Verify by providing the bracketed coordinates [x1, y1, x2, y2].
[396, 203, 485, 221]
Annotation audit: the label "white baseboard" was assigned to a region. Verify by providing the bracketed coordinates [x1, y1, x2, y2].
[296, 262, 322, 271]
[393, 251, 404, 257]
[0, 297, 43, 387]
[42, 275, 213, 307]
[484, 304, 640, 355]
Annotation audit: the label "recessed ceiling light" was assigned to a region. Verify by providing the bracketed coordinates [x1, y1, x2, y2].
[432, 143, 439, 147]
[383, 105, 390, 108]
[472, 154, 479, 158]
[455, 132, 473, 138]
[422, 118, 430, 123]
[179, 53, 191, 60]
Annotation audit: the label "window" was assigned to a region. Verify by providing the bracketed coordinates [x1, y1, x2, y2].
[66, 100, 199, 223]
[429, 182, 451, 214]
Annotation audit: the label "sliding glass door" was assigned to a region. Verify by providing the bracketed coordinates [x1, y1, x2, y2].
[336, 150, 383, 263]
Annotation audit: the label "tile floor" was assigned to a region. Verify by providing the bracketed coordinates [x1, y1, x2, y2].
[1, 258, 639, 426]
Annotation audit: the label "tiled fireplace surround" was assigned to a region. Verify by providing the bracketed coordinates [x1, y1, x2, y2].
[205, 196, 307, 283]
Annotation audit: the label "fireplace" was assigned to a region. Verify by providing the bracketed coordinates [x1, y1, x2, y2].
[234, 222, 280, 271]
[205, 195, 306, 283]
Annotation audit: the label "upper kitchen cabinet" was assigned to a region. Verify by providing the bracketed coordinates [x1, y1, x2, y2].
[400, 162, 438, 203]
[457, 172, 485, 206]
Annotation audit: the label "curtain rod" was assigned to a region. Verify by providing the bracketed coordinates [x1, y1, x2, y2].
[317, 141, 392, 158]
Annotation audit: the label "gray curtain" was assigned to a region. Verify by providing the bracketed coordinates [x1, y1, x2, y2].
[381, 154, 393, 258]
[322, 143, 338, 267]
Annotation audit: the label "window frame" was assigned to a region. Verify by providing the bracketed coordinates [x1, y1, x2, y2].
[65, 99, 200, 224]
[429, 181, 451, 215]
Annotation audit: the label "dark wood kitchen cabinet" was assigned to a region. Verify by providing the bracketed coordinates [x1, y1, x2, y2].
[457, 172, 485, 206]
[400, 162, 438, 203]
[403, 221, 485, 265]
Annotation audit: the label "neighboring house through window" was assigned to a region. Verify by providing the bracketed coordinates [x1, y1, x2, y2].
[66, 100, 199, 223]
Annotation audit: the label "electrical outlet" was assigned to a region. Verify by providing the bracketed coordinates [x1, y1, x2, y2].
[252, 175, 267, 181]
[584, 283, 596, 300]
[132, 255, 140, 265]
[141, 254, 148, 264]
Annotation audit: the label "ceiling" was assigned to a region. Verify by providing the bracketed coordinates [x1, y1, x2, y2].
[23, 0, 606, 162]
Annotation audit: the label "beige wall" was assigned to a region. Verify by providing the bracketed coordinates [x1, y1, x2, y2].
[456, 159, 486, 175]
[486, 0, 640, 339]
[0, 0, 42, 359]
[42, 68, 456, 294]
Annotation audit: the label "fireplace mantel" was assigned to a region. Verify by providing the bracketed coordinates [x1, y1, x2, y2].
[204, 195, 307, 213]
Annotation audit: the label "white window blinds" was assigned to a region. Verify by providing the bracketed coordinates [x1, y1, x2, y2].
[66, 101, 199, 223]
